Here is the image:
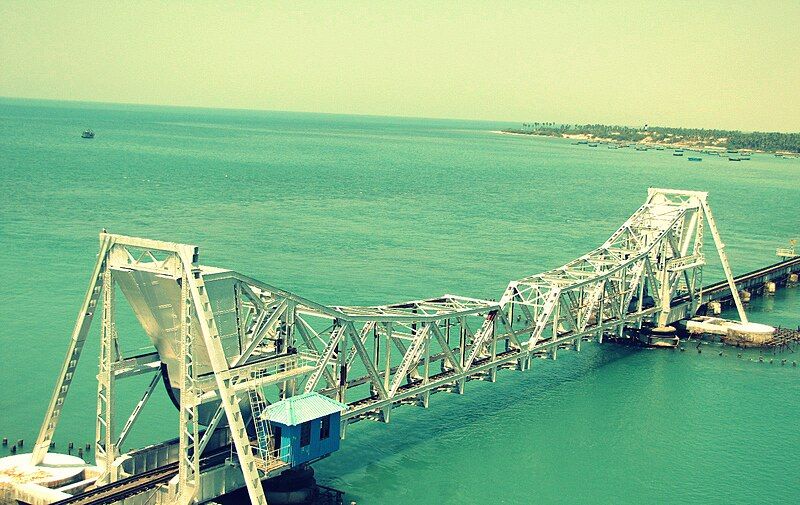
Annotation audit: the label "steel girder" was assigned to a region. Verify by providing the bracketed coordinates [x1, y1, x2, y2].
[30, 188, 748, 505]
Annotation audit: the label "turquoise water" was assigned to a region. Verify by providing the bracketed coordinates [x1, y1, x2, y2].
[0, 98, 798, 504]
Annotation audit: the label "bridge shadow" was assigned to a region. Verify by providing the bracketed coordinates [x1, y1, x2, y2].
[314, 342, 641, 490]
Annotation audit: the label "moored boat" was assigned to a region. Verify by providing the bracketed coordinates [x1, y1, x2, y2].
[81, 129, 95, 139]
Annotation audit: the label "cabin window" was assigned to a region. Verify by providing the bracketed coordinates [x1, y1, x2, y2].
[300, 421, 311, 447]
[320, 415, 331, 440]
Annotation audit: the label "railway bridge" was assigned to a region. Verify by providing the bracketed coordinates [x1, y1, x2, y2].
[3, 188, 792, 505]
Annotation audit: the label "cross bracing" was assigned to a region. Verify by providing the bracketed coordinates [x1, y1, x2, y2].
[29, 188, 748, 505]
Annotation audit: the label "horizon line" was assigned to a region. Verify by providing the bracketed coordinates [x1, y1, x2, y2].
[1, 94, 797, 134]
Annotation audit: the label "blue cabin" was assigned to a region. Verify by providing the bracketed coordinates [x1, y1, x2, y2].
[260, 392, 347, 468]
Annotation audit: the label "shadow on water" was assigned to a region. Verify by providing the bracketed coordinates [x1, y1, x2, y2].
[314, 343, 639, 488]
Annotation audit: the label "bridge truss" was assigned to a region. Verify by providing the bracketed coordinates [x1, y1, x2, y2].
[30, 188, 748, 505]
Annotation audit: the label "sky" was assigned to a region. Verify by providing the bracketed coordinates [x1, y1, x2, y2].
[1, 1, 798, 131]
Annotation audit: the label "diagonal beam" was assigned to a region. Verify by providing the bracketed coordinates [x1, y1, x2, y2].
[429, 323, 463, 373]
[345, 322, 387, 399]
[31, 234, 113, 466]
[295, 317, 337, 388]
[389, 324, 430, 397]
[304, 325, 346, 393]
[240, 299, 288, 363]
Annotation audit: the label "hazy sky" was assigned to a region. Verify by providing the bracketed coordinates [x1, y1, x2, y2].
[1, 1, 798, 131]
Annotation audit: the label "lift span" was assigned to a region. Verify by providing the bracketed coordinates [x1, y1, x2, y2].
[4, 188, 773, 505]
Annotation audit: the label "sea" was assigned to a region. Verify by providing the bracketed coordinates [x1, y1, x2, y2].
[0, 98, 798, 504]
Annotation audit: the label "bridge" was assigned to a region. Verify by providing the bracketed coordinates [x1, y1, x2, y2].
[7, 188, 775, 505]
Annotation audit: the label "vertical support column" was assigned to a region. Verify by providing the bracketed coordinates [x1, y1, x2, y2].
[551, 297, 560, 360]
[336, 320, 348, 404]
[382, 323, 392, 394]
[31, 235, 112, 466]
[233, 282, 246, 351]
[657, 242, 673, 327]
[285, 301, 297, 398]
[382, 323, 392, 422]
[95, 267, 117, 483]
[456, 319, 466, 393]
[636, 266, 646, 329]
[371, 324, 380, 397]
[693, 212, 705, 313]
[618, 267, 629, 337]
[419, 324, 431, 407]
[597, 282, 605, 343]
[180, 249, 268, 505]
[177, 268, 200, 504]
[488, 318, 497, 382]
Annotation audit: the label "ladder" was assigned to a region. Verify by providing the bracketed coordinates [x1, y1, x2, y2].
[247, 387, 289, 474]
[248, 388, 270, 455]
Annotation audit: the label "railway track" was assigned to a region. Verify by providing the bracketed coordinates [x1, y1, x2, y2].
[53, 448, 229, 505]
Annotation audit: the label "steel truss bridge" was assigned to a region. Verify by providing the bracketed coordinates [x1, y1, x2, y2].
[29, 188, 749, 505]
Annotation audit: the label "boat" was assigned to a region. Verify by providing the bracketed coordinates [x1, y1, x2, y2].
[729, 157, 741, 162]
[673, 150, 684, 156]
[629, 326, 680, 348]
[81, 129, 95, 139]
[688, 157, 702, 162]
[588, 143, 598, 147]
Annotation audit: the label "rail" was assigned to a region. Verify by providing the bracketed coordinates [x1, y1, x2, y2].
[52, 447, 230, 505]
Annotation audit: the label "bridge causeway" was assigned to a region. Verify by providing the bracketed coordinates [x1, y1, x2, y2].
[7, 188, 798, 505]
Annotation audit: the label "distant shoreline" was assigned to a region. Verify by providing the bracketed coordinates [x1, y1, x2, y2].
[492, 128, 800, 157]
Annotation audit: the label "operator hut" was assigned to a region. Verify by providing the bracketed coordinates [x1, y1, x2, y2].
[260, 392, 347, 467]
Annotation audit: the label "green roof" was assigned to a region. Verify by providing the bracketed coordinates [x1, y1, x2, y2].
[259, 392, 347, 426]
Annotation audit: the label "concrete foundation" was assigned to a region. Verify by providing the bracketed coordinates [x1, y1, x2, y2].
[682, 316, 775, 347]
[0, 453, 94, 505]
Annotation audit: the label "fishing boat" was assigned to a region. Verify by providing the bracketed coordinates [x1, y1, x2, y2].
[688, 157, 702, 162]
[673, 150, 684, 156]
[81, 129, 95, 139]
[588, 143, 598, 147]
